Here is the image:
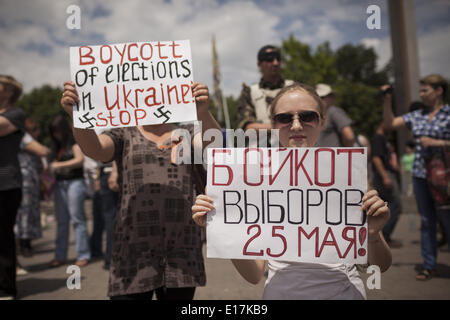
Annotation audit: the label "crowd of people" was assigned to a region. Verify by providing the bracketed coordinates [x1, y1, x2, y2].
[0, 43, 449, 300]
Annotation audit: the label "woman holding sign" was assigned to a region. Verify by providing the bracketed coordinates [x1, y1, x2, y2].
[61, 80, 219, 300]
[192, 83, 392, 300]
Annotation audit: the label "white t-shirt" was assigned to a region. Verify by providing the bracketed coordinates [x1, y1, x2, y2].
[263, 260, 366, 300]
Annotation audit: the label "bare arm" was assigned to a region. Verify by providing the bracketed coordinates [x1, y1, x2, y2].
[361, 190, 392, 273]
[51, 144, 84, 171]
[367, 232, 392, 273]
[61, 81, 115, 162]
[381, 90, 407, 132]
[420, 137, 450, 148]
[0, 115, 18, 136]
[192, 82, 221, 150]
[108, 161, 119, 192]
[340, 126, 355, 147]
[231, 259, 266, 285]
[23, 140, 50, 158]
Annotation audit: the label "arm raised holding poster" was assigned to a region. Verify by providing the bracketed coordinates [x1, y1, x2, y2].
[61, 80, 219, 161]
[60, 73, 219, 298]
[193, 82, 391, 300]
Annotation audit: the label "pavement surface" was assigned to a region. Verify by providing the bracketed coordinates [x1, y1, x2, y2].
[15, 195, 450, 300]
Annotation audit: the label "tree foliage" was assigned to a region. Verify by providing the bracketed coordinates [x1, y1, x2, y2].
[15, 85, 65, 146]
[14, 36, 394, 141]
[280, 35, 390, 138]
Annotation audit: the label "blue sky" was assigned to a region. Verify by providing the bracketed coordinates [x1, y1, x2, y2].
[0, 0, 449, 97]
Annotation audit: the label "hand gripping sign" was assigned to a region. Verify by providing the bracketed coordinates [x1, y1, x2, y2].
[206, 147, 368, 264]
[69, 40, 197, 129]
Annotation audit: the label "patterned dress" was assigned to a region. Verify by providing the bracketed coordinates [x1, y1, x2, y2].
[103, 125, 206, 297]
[15, 134, 43, 240]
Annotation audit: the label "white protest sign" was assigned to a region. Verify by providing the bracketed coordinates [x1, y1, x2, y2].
[206, 147, 368, 264]
[69, 40, 197, 129]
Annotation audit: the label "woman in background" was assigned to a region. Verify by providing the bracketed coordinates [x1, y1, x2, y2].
[16, 118, 50, 257]
[48, 114, 90, 268]
[0, 75, 25, 300]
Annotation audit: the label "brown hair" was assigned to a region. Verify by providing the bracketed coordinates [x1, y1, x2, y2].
[25, 117, 39, 134]
[269, 82, 325, 123]
[0, 75, 23, 105]
[420, 74, 447, 99]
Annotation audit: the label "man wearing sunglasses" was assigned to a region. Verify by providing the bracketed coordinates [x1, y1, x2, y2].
[237, 45, 293, 145]
[315, 83, 355, 147]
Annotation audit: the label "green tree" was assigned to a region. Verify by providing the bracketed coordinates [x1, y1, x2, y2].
[15, 84, 65, 146]
[279, 36, 390, 138]
[335, 44, 389, 86]
[334, 79, 382, 138]
[281, 36, 338, 85]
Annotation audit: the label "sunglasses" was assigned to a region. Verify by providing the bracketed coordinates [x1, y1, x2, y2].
[260, 51, 281, 63]
[273, 111, 320, 127]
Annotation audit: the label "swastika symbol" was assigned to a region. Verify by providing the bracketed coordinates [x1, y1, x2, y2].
[153, 105, 172, 123]
[78, 112, 96, 129]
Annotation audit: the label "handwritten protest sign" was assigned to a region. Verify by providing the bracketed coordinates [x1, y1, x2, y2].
[206, 147, 368, 264]
[69, 40, 197, 129]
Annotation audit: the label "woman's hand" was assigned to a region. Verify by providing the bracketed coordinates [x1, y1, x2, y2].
[49, 161, 60, 175]
[192, 82, 210, 115]
[192, 194, 215, 227]
[60, 81, 80, 117]
[108, 171, 119, 192]
[361, 189, 390, 240]
[420, 136, 449, 148]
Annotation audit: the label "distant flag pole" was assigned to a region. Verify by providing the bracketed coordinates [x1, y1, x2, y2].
[212, 35, 230, 128]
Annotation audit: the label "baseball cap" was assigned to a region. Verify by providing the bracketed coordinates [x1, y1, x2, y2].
[315, 83, 334, 98]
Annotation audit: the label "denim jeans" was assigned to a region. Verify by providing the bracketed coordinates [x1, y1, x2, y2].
[90, 172, 118, 266]
[413, 177, 450, 270]
[54, 178, 91, 261]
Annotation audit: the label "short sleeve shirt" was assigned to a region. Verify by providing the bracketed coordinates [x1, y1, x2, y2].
[102, 125, 206, 297]
[402, 104, 450, 179]
[316, 106, 352, 147]
[0, 107, 26, 191]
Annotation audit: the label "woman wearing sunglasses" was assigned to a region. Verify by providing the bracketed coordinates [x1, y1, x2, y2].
[192, 82, 392, 299]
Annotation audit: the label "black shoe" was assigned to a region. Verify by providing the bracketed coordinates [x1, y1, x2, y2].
[103, 263, 110, 271]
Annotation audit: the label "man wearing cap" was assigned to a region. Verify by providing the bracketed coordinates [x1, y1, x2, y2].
[0, 75, 25, 300]
[237, 45, 294, 139]
[315, 83, 355, 147]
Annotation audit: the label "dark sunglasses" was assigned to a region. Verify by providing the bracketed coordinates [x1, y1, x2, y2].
[260, 51, 281, 62]
[273, 111, 320, 126]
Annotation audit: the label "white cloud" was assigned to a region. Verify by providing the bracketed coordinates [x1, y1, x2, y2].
[417, 25, 450, 78]
[360, 37, 391, 70]
[0, 0, 281, 97]
[0, 0, 448, 101]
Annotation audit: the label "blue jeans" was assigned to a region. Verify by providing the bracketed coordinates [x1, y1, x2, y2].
[54, 179, 91, 261]
[413, 177, 450, 270]
[90, 172, 118, 266]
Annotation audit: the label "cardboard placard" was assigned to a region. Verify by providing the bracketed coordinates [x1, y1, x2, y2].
[69, 40, 197, 129]
[206, 147, 368, 264]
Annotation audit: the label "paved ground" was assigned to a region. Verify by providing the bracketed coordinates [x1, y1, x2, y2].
[15, 195, 450, 300]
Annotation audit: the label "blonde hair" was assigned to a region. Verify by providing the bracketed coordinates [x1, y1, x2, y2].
[269, 82, 325, 124]
[0, 75, 23, 104]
